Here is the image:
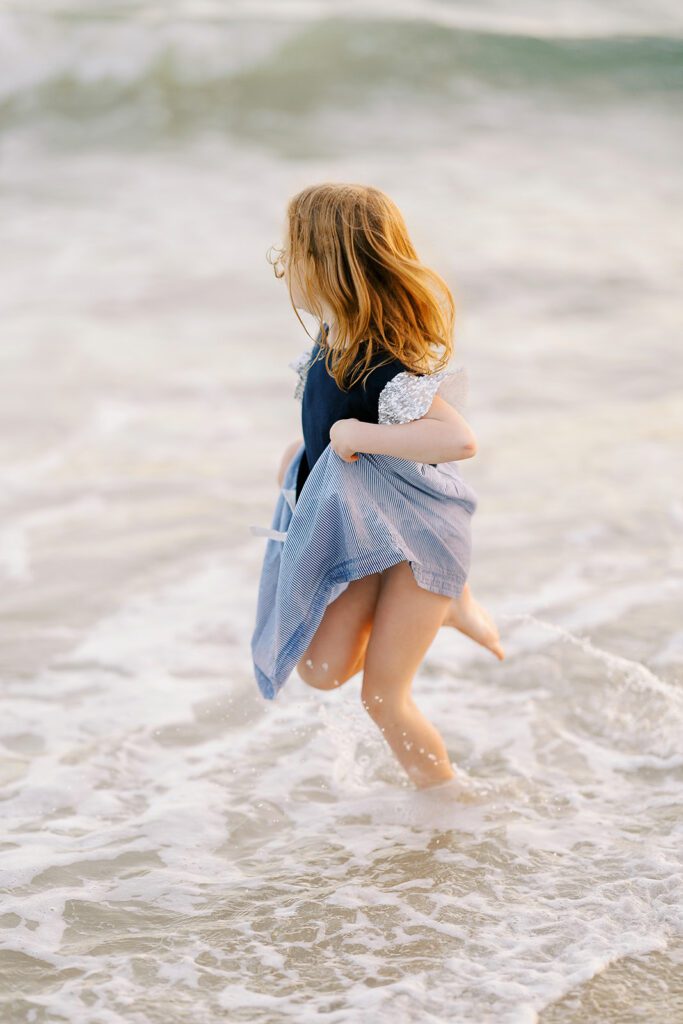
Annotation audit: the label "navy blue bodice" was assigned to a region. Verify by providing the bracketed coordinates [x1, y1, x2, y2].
[296, 329, 410, 500]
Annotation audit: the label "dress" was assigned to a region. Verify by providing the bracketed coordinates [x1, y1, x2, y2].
[294, 322, 438, 501]
[249, 325, 478, 701]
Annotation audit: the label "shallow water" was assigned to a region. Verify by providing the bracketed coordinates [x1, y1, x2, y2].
[1, 2, 682, 1021]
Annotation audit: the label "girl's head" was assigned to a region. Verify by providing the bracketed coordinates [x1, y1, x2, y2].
[268, 183, 455, 390]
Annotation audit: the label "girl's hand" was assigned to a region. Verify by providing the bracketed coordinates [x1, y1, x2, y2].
[329, 418, 361, 463]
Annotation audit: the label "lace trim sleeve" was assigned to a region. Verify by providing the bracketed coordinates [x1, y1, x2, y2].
[377, 365, 469, 425]
[287, 346, 314, 402]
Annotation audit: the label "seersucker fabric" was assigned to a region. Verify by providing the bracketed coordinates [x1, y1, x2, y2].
[249, 438, 478, 701]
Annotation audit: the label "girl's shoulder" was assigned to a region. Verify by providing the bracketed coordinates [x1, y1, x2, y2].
[287, 325, 470, 422]
[377, 364, 469, 425]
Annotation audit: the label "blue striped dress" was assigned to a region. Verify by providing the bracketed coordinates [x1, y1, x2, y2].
[249, 332, 478, 700]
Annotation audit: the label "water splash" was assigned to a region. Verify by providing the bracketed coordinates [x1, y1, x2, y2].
[501, 611, 683, 708]
[500, 611, 683, 761]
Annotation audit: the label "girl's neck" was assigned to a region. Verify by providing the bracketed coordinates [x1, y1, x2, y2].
[321, 320, 375, 359]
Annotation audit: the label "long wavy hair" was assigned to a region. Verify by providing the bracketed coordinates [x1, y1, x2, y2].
[267, 183, 455, 391]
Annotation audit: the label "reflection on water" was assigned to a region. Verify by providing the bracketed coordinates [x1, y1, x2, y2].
[1, 1, 682, 1021]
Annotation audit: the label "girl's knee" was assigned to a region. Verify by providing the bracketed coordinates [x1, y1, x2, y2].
[297, 655, 352, 690]
[302, 675, 343, 691]
[361, 678, 406, 722]
[360, 686, 383, 719]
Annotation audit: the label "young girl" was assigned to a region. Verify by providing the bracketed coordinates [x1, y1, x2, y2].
[250, 183, 503, 790]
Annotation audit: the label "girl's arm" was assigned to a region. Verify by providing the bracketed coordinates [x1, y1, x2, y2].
[277, 436, 303, 486]
[330, 395, 477, 464]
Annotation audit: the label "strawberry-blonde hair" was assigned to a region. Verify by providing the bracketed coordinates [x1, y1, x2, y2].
[267, 183, 455, 392]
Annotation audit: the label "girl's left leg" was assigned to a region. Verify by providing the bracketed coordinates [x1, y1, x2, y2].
[296, 571, 383, 691]
[361, 560, 456, 789]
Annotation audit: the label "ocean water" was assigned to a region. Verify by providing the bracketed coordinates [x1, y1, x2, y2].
[1, 2, 682, 1021]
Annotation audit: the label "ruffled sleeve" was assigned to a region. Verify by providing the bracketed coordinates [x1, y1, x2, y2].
[288, 346, 314, 402]
[377, 364, 469, 425]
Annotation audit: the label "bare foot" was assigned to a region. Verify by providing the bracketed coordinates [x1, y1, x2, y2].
[418, 773, 488, 803]
[442, 583, 505, 660]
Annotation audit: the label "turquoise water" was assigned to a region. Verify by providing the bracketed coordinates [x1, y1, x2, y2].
[1, 2, 682, 1021]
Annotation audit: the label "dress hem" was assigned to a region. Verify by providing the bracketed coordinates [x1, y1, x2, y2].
[256, 546, 468, 700]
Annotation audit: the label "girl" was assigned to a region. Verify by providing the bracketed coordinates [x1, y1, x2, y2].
[250, 183, 503, 790]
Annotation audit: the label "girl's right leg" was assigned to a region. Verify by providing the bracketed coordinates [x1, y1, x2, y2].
[361, 560, 456, 789]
